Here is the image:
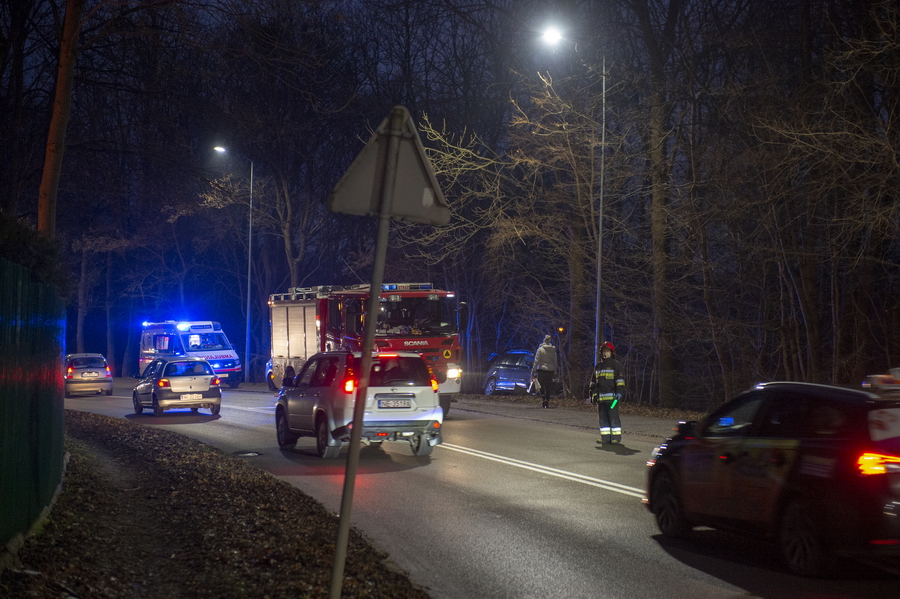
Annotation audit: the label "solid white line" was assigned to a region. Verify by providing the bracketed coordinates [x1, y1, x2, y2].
[223, 405, 276, 413]
[439, 443, 646, 498]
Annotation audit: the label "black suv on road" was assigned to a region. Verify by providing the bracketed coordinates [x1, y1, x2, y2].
[644, 381, 900, 577]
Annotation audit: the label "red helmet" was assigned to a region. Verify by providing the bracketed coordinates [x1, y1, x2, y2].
[601, 341, 615, 352]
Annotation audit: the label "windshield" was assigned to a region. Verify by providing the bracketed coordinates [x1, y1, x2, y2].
[181, 332, 230, 351]
[375, 296, 457, 336]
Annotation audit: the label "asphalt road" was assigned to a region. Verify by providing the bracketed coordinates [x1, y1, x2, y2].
[63, 380, 899, 598]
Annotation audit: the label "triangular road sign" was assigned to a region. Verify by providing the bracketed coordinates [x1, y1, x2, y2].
[328, 106, 450, 225]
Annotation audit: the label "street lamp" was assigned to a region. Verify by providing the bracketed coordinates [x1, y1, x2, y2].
[214, 146, 254, 384]
[542, 28, 607, 365]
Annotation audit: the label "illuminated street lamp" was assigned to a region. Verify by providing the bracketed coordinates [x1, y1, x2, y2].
[542, 27, 607, 365]
[214, 146, 254, 384]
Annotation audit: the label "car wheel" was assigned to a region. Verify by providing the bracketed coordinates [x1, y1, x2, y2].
[439, 394, 451, 418]
[106, 388, 113, 396]
[483, 378, 498, 396]
[209, 403, 221, 416]
[652, 471, 691, 539]
[316, 417, 340, 459]
[780, 501, 832, 577]
[275, 409, 298, 449]
[152, 396, 164, 417]
[267, 371, 277, 391]
[132, 393, 143, 415]
[411, 434, 433, 457]
[228, 380, 240, 389]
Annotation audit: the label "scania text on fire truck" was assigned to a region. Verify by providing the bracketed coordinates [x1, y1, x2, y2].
[138, 321, 243, 388]
[267, 283, 463, 416]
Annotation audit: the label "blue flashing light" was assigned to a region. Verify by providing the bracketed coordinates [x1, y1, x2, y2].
[176, 322, 191, 332]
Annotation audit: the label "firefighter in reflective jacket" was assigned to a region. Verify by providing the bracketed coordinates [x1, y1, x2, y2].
[589, 341, 625, 444]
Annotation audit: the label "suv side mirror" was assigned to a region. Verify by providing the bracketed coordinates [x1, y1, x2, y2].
[676, 420, 697, 438]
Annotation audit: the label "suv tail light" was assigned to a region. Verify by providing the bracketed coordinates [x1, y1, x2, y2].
[857, 452, 900, 475]
[430, 374, 439, 392]
[344, 377, 356, 394]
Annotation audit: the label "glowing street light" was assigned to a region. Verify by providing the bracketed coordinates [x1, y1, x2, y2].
[214, 146, 254, 384]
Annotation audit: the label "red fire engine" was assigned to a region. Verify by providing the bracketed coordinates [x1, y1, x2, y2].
[267, 283, 463, 414]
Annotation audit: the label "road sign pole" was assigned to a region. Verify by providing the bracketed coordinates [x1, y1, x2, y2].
[329, 107, 404, 599]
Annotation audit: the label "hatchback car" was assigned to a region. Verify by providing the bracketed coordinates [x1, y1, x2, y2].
[133, 357, 222, 416]
[64, 353, 113, 398]
[644, 381, 900, 577]
[275, 351, 443, 458]
[481, 349, 535, 395]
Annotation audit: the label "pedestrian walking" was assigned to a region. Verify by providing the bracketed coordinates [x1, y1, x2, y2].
[589, 341, 625, 444]
[532, 335, 558, 408]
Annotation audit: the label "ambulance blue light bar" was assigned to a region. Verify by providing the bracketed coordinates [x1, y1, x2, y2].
[382, 283, 433, 291]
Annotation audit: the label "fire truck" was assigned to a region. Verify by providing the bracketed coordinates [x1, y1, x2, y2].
[267, 283, 463, 415]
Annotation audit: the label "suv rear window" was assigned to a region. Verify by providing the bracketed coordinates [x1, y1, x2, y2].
[369, 356, 431, 387]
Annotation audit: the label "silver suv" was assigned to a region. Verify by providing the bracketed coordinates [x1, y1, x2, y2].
[275, 351, 443, 458]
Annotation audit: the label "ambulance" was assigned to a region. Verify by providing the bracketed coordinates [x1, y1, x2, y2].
[138, 321, 243, 388]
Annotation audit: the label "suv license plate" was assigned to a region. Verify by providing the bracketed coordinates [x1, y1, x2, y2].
[378, 399, 411, 408]
[181, 393, 202, 400]
[82, 372, 99, 378]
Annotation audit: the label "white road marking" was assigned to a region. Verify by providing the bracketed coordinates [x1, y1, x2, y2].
[439, 443, 645, 498]
[223, 405, 276, 413]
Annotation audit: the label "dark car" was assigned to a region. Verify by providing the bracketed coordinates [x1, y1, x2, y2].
[481, 350, 535, 395]
[132, 357, 222, 417]
[644, 381, 900, 577]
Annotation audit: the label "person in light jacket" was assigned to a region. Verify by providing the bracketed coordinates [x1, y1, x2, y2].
[532, 335, 558, 408]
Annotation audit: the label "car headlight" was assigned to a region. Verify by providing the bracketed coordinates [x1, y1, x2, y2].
[447, 365, 462, 379]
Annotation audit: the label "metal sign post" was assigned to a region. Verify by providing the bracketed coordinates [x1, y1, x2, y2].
[326, 106, 448, 599]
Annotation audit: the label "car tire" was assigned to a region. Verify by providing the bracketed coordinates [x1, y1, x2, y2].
[316, 416, 340, 459]
[652, 471, 692, 539]
[483, 378, 498, 396]
[132, 393, 143, 415]
[106, 388, 113, 396]
[439, 393, 451, 418]
[780, 500, 833, 577]
[152, 396, 163, 417]
[411, 434, 433, 457]
[228, 380, 240, 389]
[209, 403, 221, 416]
[275, 409, 298, 449]
[267, 371, 277, 391]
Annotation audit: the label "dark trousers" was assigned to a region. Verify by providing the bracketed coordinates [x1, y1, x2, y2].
[536, 370, 554, 403]
[597, 401, 622, 443]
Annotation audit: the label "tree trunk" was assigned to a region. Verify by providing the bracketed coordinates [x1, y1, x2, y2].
[37, 0, 84, 238]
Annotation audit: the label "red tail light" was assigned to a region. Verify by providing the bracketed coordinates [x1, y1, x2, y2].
[65, 366, 74, 380]
[430, 375, 439, 392]
[157, 379, 171, 388]
[105, 366, 112, 378]
[344, 378, 356, 394]
[857, 452, 900, 475]
[211, 377, 221, 386]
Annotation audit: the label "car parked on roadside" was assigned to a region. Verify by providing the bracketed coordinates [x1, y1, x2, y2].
[644, 381, 900, 577]
[64, 353, 113, 398]
[275, 351, 443, 458]
[481, 349, 535, 395]
[132, 357, 222, 417]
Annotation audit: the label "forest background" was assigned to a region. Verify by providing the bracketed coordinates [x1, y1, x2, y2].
[3, 0, 899, 410]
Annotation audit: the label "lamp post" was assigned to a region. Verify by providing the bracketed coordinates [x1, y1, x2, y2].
[214, 146, 254, 384]
[542, 28, 607, 365]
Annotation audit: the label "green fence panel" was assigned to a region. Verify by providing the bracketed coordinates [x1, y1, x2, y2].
[0, 258, 66, 553]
